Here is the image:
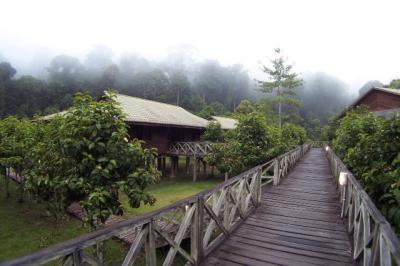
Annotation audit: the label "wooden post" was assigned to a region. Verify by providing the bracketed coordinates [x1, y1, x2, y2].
[197, 158, 201, 172]
[96, 241, 104, 264]
[157, 157, 162, 171]
[162, 157, 166, 174]
[193, 156, 197, 182]
[273, 159, 279, 186]
[170, 156, 175, 178]
[224, 172, 228, 181]
[202, 160, 206, 176]
[145, 221, 156, 265]
[175, 156, 179, 177]
[194, 196, 204, 263]
[185, 157, 190, 175]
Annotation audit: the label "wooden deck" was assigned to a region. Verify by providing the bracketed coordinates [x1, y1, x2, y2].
[203, 148, 355, 266]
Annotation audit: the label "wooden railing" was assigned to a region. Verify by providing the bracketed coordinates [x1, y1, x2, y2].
[168, 141, 213, 157]
[325, 146, 400, 266]
[311, 140, 329, 148]
[1, 144, 310, 266]
[260, 144, 311, 186]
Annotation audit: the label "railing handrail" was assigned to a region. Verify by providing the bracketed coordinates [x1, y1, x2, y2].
[1, 144, 311, 266]
[325, 145, 400, 265]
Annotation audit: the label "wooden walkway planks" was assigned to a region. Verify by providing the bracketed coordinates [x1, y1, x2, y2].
[202, 148, 354, 266]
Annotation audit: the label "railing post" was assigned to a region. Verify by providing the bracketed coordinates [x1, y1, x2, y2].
[273, 158, 279, 186]
[256, 168, 262, 206]
[145, 221, 156, 266]
[194, 196, 204, 264]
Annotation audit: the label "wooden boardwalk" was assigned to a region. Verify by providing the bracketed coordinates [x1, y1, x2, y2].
[203, 148, 355, 266]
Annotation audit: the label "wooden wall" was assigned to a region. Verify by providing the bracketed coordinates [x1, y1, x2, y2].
[358, 90, 400, 111]
[128, 123, 205, 155]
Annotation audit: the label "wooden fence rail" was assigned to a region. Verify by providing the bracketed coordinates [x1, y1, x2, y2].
[260, 144, 311, 186]
[1, 144, 310, 266]
[325, 146, 400, 266]
[167, 142, 213, 157]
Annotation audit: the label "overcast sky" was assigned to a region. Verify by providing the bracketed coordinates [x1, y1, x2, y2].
[1, 0, 399, 91]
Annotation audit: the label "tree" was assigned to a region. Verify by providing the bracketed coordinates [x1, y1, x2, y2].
[332, 108, 400, 233]
[27, 91, 160, 226]
[0, 117, 33, 201]
[197, 105, 216, 119]
[281, 123, 307, 148]
[206, 113, 278, 178]
[236, 100, 256, 114]
[258, 48, 303, 128]
[167, 71, 191, 106]
[47, 55, 84, 90]
[389, 79, 400, 89]
[0, 62, 16, 117]
[202, 122, 225, 142]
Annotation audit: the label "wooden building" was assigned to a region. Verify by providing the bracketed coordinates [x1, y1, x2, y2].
[46, 94, 238, 181]
[341, 87, 400, 118]
[115, 94, 209, 154]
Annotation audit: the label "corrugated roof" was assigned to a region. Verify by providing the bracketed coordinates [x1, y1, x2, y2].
[211, 116, 238, 130]
[116, 94, 209, 128]
[374, 87, 400, 96]
[43, 94, 209, 129]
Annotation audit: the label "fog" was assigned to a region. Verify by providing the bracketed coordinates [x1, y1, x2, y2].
[1, 0, 400, 91]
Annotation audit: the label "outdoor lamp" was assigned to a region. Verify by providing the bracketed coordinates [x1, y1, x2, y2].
[325, 146, 329, 152]
[339, 172, 347, 186]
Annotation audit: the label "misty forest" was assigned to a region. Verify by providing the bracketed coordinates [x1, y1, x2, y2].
[0, 46, 359, 139]
[1, 1, 400, 264]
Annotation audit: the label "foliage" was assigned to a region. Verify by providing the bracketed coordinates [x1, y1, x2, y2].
[197, 105, 216, 119]
[207, 113, 279, 176]
[0, 50, 254, 119]
[25, 91, 160, 225]
[0, 117, 34, 200]
[257, 48, 303, 128]
[281, 123, 307, 148]
[333, 108, 400, 233]
[236, 100, 256, 114]
[389, 79, 400, 89]
[202, 122, 225, 142]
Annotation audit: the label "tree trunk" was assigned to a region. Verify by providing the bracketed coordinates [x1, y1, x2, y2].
[278, 101, 282, 129]
[278, 87, 282, 129]
[176, 88, 180, 106]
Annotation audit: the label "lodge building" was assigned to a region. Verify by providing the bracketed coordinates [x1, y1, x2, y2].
[340, 87, 400, 118]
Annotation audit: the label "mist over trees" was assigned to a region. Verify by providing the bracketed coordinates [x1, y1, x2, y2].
[0, 46, 254, 119]
[0, 46, 362, 139]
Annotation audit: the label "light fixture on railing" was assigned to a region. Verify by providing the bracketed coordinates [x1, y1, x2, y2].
[325, 146, 329, 152]
[339, 172, 347, 186]
[185, 205, 189, 212]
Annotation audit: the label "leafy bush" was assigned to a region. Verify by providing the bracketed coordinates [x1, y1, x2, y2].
[281, 123, 307, 148]
[202, 122, 225, 142]
[20, 91, 160, 226]
[206, 113, 281, 176]
[333, 107, 400, 233]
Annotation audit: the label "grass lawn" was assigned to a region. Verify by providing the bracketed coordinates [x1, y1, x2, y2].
[0, 177, 88, 262]
[121, 177, 220, 216]
[0, 167, 222, 263]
